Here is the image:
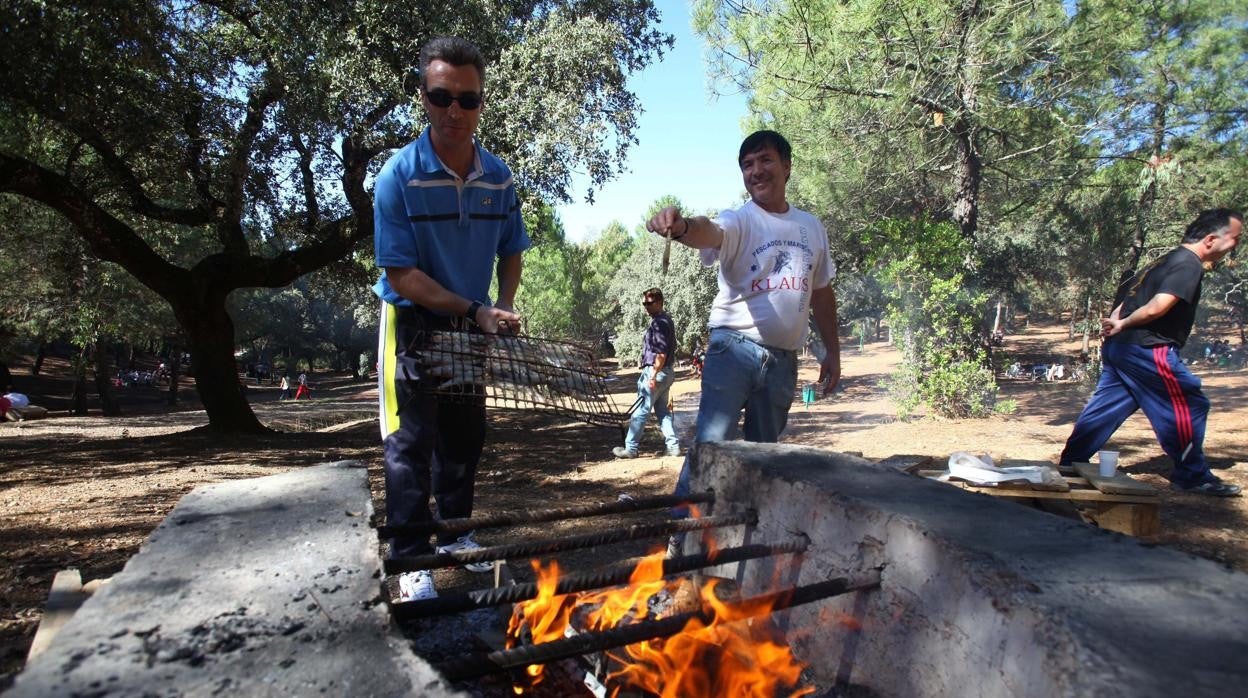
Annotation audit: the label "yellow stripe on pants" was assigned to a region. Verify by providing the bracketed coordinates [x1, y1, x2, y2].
[377, 300, 402, 439]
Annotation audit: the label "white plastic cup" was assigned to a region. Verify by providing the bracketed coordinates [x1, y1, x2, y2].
[1097, 450, 1119, 477]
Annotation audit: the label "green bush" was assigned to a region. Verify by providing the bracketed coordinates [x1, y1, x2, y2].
[872, 218, 999, 419]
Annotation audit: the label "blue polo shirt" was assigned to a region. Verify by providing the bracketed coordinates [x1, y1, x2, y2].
[372, 127, 530, 309]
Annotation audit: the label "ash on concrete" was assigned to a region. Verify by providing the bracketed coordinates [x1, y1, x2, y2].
[8, 461, 463, 698]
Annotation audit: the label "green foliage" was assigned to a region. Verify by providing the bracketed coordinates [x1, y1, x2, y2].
[228, 251, 377, 372]
[0, 193, 177, 361]
[605, 197, 718, 365]
[695, 0, 1248, 410]
[512, 203, 583, 339]
[696, 0, 1087, 243]
[582, 221, 638, 330]
[868, 218, 998, 418]
[0, 0, 671, 429]
[507, 203, 644, 343]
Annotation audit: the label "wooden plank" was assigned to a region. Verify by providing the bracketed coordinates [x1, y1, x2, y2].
[27, 569, 87, 661]
[912, 461, 1161, 537]
[1073, 463, 1159, 497]
[915, 469, 1070, 492]
[955, 485, 1159, 504]
[1000, 459, 1062, 471]
[1079, 502, 1161, 537]
[879, 455, 937, 472]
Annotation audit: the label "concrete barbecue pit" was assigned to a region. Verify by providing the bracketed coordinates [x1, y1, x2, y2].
[7, 461, 461, 698]
[11, 446, 1248, 696]
[689, 442, 1248, 696]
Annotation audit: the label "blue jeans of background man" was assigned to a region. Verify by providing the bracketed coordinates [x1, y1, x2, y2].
[624, 365, 679, 454]
[1059, 341, 1212, 487]
[672, 328, 798, 512]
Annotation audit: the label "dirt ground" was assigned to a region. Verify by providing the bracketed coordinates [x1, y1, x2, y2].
[2, 323, 1245, 688]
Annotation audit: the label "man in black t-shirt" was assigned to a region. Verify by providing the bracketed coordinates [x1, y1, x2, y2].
[1059, 209, 1243, 496]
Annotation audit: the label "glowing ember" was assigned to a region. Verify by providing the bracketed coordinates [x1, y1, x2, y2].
[507, 547, 814, 697]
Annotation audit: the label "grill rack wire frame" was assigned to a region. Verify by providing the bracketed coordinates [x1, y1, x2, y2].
[405, 328, 637, 427]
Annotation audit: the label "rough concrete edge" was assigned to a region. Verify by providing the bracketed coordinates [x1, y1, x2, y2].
[6, 460, 466, 698]
[689, 442, 1248, 698]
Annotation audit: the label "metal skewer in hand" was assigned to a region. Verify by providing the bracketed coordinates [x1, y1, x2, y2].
[662, 224, 673, 275]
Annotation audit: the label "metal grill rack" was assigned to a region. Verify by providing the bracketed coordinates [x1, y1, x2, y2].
[406, 329, 636, 427]
[381, 493, 883, 688]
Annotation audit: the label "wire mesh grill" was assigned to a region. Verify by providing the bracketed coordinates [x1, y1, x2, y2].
[406, 329, 633, 427]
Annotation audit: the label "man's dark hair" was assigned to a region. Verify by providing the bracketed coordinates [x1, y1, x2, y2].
[1182, 208, 1243, 243]
[420, 36, 487, 88]
[738, 130, 792, 166]
[643, 287, 664, 303]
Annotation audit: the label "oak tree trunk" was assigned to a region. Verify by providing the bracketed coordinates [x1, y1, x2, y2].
[93, 341, 122, 416]
[173, 299, 266, 433]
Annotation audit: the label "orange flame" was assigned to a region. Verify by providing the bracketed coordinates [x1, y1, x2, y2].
[507, 544, 814, 696]
[506, 558, 578, 691]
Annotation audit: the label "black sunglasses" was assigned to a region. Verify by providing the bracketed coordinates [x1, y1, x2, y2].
[425, 89, 483, 110]
[642, 299, 657, 306]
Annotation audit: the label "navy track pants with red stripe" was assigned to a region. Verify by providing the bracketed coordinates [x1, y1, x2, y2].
[1060, 341, 1212, 487]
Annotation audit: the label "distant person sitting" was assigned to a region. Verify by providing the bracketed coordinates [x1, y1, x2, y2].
[2, 392, 30, 421]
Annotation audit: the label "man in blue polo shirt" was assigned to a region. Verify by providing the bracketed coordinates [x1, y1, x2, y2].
[373, 36, 530, 602]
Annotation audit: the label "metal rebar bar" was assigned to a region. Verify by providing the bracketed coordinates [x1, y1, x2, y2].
[434, 574, 882, 682]
[378, 492, 716, 538]
[385, 512, 757, 574]
[391, 539, 810, 620]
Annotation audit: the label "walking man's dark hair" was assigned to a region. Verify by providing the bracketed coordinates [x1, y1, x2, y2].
[1182, 208, 1243, 243]
[643, 287, 664, 303]
[419, 37, 487, 87]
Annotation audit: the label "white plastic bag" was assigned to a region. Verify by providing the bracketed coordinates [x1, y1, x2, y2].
[947, 451, 1048, 485]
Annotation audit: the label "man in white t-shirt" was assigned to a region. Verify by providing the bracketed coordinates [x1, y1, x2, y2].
[647, 130, 841, 522]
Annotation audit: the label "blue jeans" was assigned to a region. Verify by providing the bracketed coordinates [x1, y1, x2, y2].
[673, 328, 798, 509]
[624, 365, 679, 453]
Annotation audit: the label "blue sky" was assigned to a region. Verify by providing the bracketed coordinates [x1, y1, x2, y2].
[554, 0, 751, 243]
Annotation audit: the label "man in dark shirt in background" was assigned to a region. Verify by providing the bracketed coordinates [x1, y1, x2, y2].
[614, 287, 682, 458]
[1059, 208, 1242, 496]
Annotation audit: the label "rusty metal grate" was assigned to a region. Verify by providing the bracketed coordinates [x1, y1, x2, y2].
[405, 329, 635, 427]
[381, 492, 883, 691]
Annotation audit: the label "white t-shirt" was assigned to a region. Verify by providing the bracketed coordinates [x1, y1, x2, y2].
[699, 200, 835, 351]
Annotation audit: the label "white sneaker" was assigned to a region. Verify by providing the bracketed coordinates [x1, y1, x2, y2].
[436, 532, 496, 573]
[397, 570, 437, 602]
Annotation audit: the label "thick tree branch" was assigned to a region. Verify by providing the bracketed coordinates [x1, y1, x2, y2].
[288, 130, 320, 236]
[44, 105, 215, 226]
[191, 213, 371, 293]
[221, 73, 285, 253]
[182, 95, 220, 208]
[339, 137, 376, 217]
[0, 152, 189, 298]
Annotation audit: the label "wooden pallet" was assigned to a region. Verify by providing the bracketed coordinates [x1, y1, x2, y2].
[904, 460, 1160, 537]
